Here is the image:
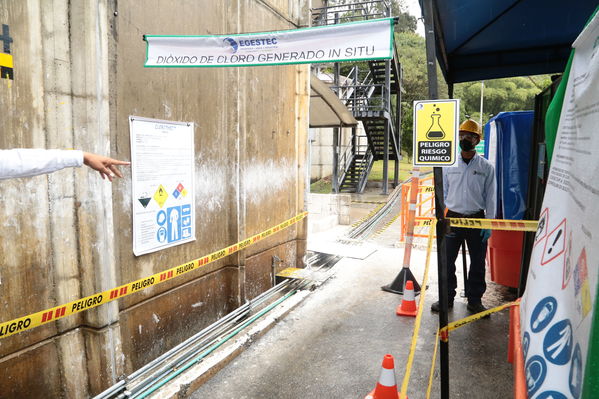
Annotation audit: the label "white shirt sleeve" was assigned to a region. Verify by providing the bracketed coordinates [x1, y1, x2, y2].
[0, 149, 84, 180]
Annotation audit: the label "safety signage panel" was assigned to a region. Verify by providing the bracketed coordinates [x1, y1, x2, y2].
[130, 116, 196, 255]
[412, 99, 459, 167]
[520, 15, 599, 398]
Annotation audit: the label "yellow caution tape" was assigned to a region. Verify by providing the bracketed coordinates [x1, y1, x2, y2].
[409, 217, 538, 232]
[439, 301, 518, 342]
[448, 218, 538, 232]
[399, 220, 436, 398]
[0, 212, 308, 339]
[426, 328, 440, 399]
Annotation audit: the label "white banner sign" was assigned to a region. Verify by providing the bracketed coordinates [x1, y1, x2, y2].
[130, 116, 196, 256]
[521, 13, 599, 398]
[144, 18, 393, 68]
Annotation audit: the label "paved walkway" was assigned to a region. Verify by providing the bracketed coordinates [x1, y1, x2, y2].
[191, 192, 516, 399]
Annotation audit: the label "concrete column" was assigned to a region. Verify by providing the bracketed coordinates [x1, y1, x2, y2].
[40, 0, 91, 396]
[69, 0, 123, 392]
[295, 63, 310, 265]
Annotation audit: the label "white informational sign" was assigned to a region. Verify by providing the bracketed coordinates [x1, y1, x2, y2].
[130, 116, 195, 256]
[144, 18, 393, 68]
[412, 99, 459, 167]
[521, 14, 599, 398]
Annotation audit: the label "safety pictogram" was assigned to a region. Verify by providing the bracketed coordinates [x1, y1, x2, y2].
[536, 391, 567, 399]
[523, 332, 530, 359]
[543, 319, 572, 365]
[138, 192, 151, 208]
[562, 231, 573, 289]
[525, 355, 547, 397]
[530, 296, 557, 333]
[153, 184, 169, 208]
[413, 99, 459, 167]
[574, 248, 592, 318]
[172, 182, 188, 199]
[541, 219, 566, 265]
[569, 344, 583, 398]
[534, 208, 548, 247]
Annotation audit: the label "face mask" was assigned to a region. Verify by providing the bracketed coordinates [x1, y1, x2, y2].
[459, 139, 474, 151]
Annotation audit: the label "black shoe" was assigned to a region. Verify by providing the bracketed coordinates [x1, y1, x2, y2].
[467, 301, 490, 318]
[431, 300, 453, 312]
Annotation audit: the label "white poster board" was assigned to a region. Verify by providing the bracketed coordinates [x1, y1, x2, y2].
[520, 14, 599, 398]
[130, 116, 195, 256]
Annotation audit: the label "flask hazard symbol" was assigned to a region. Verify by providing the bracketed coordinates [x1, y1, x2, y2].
[426, 109, 445, 139]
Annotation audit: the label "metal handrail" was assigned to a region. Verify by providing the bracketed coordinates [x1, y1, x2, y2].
[337, 144, 354, 189]
[356, 147, 374, 193]
[311, 0, 391, 26]
[337, 141, 369, 191]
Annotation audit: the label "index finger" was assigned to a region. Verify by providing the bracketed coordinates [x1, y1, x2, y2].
[107, 159, 131, 166]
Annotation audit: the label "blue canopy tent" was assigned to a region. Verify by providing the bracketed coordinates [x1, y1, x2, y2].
[419, 1, 598, 398]
[427, 0, 597, 84]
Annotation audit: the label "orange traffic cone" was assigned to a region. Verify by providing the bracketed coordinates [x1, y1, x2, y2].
[364, 354, 404, 399]
[396, 280, 418, 317]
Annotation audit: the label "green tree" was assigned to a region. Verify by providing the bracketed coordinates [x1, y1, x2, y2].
[454, 76, 551, 125]
[326, 0, 416, 33]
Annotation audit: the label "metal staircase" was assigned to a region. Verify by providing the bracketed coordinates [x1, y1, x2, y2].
[312, 0, 402, 194]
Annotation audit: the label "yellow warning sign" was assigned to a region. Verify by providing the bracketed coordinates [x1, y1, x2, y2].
[0, 53, 13, 68]
[153, 184, 169, 208]
[413, 99, 459, 167]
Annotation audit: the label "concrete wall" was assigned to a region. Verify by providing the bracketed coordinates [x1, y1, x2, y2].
[307, 193, 351, 233]
[0, 1, 309, 397]
[309, 124, 368, 182]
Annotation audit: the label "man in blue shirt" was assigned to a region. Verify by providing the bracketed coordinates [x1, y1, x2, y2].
[431, 119, 496, 315]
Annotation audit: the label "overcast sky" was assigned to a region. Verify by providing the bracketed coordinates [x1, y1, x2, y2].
[405, 0, 425, 36]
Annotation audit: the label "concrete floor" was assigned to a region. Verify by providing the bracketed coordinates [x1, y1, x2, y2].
[190, 191, 517, 399]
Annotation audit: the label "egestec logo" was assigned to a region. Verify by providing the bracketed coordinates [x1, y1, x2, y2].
[223, 37, 238, 53]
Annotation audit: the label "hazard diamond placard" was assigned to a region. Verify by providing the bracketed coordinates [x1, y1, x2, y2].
[412, 99, 459, 167]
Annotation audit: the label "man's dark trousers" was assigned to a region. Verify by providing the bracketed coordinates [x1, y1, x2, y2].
[445, 225, 488, 303]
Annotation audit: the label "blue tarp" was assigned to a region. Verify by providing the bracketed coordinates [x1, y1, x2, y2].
[427, 0, 598, 83]
[484, 111, 534, 220]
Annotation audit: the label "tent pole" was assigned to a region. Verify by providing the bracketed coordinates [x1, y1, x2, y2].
[423, 0, 450, 398]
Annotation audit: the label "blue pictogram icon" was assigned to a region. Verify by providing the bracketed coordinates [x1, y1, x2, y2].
[156, 227, 167, 243]
[525, 355, 547, 397]
[167, 206, 182, 243]
[543, 319, 572, 365]
[182, 204, 191, 215]
[537, 391, 567, 399]
[570, 344, 582, 398]
[531, 297, 557, 333]
[523, 331, 530, 360]
[156, 210, 167, 226]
